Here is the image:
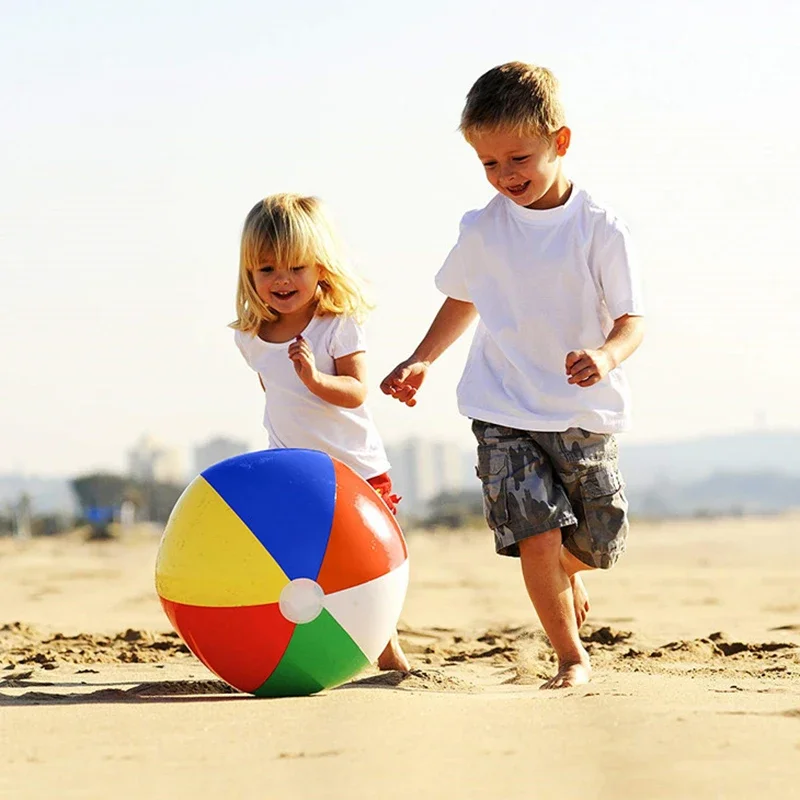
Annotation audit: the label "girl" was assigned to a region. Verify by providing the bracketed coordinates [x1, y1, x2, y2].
[230, 193, 409, 673]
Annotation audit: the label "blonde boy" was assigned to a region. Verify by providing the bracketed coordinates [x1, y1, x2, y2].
[381, 62, 645, 688]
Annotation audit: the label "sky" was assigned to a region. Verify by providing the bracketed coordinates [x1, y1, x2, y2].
[2, 0, 799, 477]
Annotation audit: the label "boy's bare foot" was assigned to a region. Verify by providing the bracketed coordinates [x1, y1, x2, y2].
[540, 655, 592, 690]
[377, 634, 410, 673]
[570, 573, 590, 628]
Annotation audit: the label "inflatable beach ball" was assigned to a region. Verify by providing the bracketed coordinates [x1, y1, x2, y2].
[155, 449, 409, 697]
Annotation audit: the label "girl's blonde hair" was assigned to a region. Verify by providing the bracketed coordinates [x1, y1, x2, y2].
[231, 193, 373, 333]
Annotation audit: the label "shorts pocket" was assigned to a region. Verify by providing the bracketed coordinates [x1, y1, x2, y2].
[576, 466, 628, 567]
[579, 466, 622, 500]
[475, 445, 510, 530]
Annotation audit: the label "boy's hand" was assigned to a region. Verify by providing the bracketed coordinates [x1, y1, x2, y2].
[565, 349, 614, 388]
[380, 358, 429, 407]
[288, 335, 319, 387]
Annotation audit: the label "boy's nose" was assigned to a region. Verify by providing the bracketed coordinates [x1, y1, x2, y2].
[499, 164, 517, 181]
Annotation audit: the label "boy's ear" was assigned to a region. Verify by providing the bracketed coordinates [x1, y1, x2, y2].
[554, 126, 571, 157]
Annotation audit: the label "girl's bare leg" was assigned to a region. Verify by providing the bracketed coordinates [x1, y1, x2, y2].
[377, 629, 410, 672]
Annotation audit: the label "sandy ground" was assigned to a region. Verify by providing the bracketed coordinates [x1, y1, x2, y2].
[1, 515, 799, 800]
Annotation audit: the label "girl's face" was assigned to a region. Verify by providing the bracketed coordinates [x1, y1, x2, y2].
[252, 259, 321, 317]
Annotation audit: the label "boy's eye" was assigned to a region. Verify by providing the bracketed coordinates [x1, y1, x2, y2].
[482, 161, 497, 169]
[512, 156, 530, 163]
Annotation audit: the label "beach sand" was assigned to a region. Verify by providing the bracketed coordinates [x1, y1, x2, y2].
[1, 514, 799, 799]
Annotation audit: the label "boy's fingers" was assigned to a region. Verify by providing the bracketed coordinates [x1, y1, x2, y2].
[565, 350, 582, 369]
[380, 366, 410, 394]
[393, 386, 414, 402]
[567, 355, 592, 375]
[568, 366, 596, 384]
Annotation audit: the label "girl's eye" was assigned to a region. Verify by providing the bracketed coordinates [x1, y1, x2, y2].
[291, 266, 306, 272]
[259, 266, 274, 274]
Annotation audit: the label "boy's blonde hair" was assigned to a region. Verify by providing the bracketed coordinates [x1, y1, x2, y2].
[459, 61, 565, 142]
[231, 193, 373, 334]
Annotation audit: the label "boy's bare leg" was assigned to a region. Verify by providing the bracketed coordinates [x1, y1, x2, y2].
[519, 529, 591, 689]
[560, 547, 595, 628]
[377, 629, 410, 672]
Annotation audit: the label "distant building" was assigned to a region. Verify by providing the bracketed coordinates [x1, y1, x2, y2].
[127, 435, 184, 484]
[386, 438, 472, 516]
[193, 436, 250, 475]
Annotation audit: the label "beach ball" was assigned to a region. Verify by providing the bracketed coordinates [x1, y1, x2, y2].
[155, 449, 409, 697]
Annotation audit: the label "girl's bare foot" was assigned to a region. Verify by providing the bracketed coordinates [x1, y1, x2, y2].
[570, 573, 590, 628]
[377, 633, 410, 672]
[540, 654, 592, 690]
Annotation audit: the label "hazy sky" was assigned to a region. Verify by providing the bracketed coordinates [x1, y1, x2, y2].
[2, 0, 799, 476]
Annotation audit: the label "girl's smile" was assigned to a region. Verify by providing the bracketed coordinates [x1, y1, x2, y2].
[252, 262, 321, 318]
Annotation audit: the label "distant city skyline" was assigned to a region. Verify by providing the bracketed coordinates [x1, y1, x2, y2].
[3, 1, 799, 475]
[4, 428, 800, 519]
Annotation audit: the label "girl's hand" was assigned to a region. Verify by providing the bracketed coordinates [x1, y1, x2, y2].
[565, 349, 614, 388]
[288, 335, 319, 387]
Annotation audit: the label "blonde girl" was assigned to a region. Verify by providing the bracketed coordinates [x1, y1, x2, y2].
[231, 193, 408, 672]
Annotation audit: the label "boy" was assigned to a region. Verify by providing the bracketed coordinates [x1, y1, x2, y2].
[380, 62, 645, 689]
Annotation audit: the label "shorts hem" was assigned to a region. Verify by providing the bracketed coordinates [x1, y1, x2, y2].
[495, 514, 577, 557]
[563, 539, 627, 570]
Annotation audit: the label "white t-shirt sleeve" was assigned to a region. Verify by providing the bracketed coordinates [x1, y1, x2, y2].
[328, 315, 367, 359]
[434, 211, 479, 302]
[233, 329, 255, 368]
[592, 219, 645, 320]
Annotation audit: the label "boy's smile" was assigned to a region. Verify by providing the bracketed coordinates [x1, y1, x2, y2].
[470, 127, 572, 210]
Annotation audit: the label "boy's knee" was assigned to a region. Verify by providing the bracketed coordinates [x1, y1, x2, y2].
[519, 528, 563, 558]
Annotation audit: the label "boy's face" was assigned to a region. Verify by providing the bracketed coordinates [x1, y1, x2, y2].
[470, 127, 571, 210]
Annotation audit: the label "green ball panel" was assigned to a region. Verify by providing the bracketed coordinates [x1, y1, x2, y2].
[253, 608, 369, 697]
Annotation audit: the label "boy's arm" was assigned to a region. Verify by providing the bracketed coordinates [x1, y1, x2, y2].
[380, 297, 477, 407]
[566, 314, 645, 387]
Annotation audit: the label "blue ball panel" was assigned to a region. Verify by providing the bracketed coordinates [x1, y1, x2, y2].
[201, 449, 336, 581]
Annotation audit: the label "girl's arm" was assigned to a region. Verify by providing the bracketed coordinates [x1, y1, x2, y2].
[288, 336, 367, 409]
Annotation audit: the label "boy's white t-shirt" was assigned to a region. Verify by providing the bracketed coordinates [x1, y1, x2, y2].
[435, 187, 645, 434]
[234, 314, 391, 480]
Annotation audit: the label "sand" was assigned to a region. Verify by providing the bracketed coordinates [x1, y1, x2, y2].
[1, 515, 799, 799]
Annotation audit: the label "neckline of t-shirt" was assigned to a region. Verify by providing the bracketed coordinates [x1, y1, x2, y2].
[502, 183, 582, 225]
[254, 314, 322, 347]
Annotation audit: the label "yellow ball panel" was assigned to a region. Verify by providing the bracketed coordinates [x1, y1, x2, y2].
[155, 476, 289, 607]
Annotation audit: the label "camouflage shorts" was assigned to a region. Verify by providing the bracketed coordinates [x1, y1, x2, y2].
[472, 421, 629, 569]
